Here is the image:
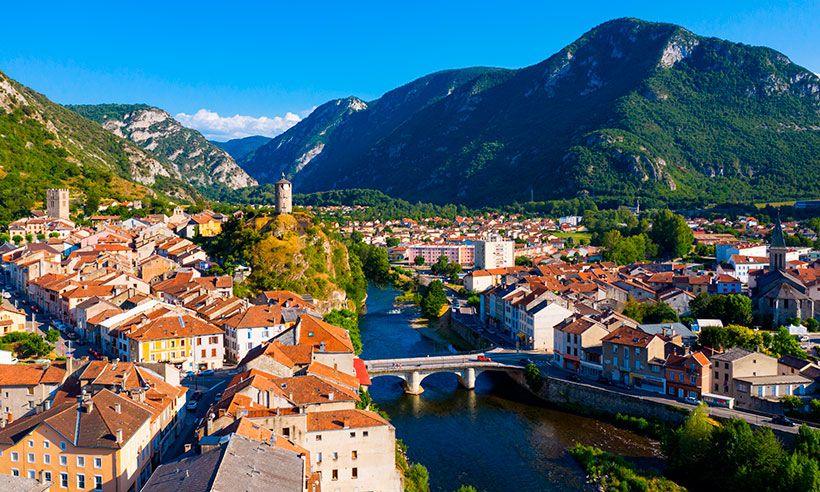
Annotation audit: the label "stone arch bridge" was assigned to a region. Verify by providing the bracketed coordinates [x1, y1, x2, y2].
[364, 354, 523, 394]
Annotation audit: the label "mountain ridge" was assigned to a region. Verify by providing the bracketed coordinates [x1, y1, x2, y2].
[239, 18, 820, 207]
[68, 103, 257, 190]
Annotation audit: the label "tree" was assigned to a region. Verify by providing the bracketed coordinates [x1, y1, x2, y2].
[24, 234, 33, 244]
[602, 231, 656, 265]
[524, 362, 543, 392]
[641, 301, 679, 323]
[689, 293, 752, 326]
[385, 237, 400, 248]
[12, 235, 23, 244]
[515, 256, 533, 267]
[324, 309, 362, 354]
[649, 209, 693, 259]
[414, 255, 425, 266]
[455, 486, 477, 492]
[46, 329, 60, 343]
[769, 326, 807, 359]
[420, 280, 448, 318]
[431, 255, 450, 275]
[84, 190, 100, 215]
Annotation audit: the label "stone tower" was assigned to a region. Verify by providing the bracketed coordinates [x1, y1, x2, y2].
[46, 188, 70, 220]
[769, 213, 787, 271]
[275, 174, 292, 214]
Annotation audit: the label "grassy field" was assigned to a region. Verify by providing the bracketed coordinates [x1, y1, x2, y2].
[548, 231, 593, 241]
[754, 200, 796, 209]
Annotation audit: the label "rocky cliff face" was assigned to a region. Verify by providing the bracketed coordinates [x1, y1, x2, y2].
[69, 104, 257, 190]
[238, 18, 820, 207]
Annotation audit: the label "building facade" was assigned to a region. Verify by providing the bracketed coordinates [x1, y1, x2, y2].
[46, 189, 70, 221]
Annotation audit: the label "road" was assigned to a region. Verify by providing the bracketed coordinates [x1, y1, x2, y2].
[162, 366, 237, 462]
[480, 348, 812, 435]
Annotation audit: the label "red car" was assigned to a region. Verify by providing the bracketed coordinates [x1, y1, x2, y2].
[476, 355, 491, 362]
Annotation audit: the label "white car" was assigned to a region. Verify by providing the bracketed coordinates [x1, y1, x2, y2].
[1, 291, 10, 299]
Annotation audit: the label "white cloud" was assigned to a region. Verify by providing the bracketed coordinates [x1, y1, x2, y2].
[175, 108, 303, 141]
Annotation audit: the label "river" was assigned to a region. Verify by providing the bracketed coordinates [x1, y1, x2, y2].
[359, 284, 661, 491]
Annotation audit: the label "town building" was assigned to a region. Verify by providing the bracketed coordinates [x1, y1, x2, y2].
[474, 236, 515, 269]
[46, 189, 70, 221]
[0, 363, 67, 420]
[665, 351, 711, 399]
[601, 326, 668, 393]
[222, 304, 299, 363]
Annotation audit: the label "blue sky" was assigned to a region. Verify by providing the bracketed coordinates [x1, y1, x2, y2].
[1, 0, 817, 140]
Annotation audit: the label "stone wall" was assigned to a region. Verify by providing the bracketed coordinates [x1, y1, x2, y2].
[535, 376, 689, 424]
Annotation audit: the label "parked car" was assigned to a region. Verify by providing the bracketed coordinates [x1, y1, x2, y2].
[771, 415, 795, 427]
[185, 371, 196, 378]
[520, 358, 534, 365]
[1, 291, 11, 299]
[683, 396, 700, 405]
[186, 400, 198, 411]
[200, 369, 215, 376]
[476, 355, 491, 362]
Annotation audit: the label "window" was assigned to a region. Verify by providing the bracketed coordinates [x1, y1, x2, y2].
[10, 451, 18, 462]
[758, 386, 764, 397]
[332, 452, 338, 461]
[77, 456, 85, 467]
[317, 452, 322, 463]
[211, 348, 217, 357]
[28, 440, 34, 447]
[248, 331, 252, 339]
[77, 473, 86, 489]
[11, 469, 19, 477]
[60, 441, 67, 450]
[60, 456, 67, 466]
[634, 347, 640, 356]
[27, 452, 35, 463]
[352, 450, 358, 460]
[363, 431, 369, 437]
[315, 434, 322, 441]
[44, 471, 52, 483]
[60, 473, 68, 488]
[94, 457, 102, 469]
[332, 469, 338, 481]
[44, 454, 51, 464]
[28, 470, 36, 480]
[44, 440, 50, 449]
[352, 467, 358, 479]
[27, 387, 35, 395]
[201, 349, 206, 357]
[350, 431, 356, 438]
[94, 475, 103, 490]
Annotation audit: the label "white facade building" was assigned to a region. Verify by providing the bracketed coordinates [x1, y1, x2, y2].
[474, 236, 515, 270]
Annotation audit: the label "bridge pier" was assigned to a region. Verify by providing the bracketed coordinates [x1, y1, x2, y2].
[404, 370, 424, 395]
[458, 367, 476, 390]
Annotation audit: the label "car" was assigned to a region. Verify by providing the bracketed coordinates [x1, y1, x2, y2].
[771, 415, 796, 427]
[1, 291, 10, 299]
[799, 336, 810, 343]
[214, 391, 223, 400]
[596, 376, 612, 385]
[186, 400, 198, 411]
[476, 355, 491, 362]
[191, 391, 203, 401]
[683, 396, 700, 405]
[520, 358, 534, 365]
[200, 369, 215, 376]
[185, 371, 196, 378]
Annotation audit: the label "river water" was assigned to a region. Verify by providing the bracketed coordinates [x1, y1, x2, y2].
[359, 285, 661, 492]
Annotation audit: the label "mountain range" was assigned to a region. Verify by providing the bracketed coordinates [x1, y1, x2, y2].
[240, 18, 820, 207]
[0, 70, 197, 223]
[212, 135, 271, 163]
[68, 104, 257, 190]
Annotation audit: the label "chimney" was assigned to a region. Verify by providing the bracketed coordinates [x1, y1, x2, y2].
[67, 356, 74, 376]
[114, 403, 121, 414]
[328, 392, 335, 401]
[115, 428, 123, 444]
[44, 400, 51, 411]
[83, 400, 94, 413]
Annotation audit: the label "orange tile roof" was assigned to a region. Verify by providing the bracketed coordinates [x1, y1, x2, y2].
[298, 315, 354, 353]
[306, 409, 389, 432]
